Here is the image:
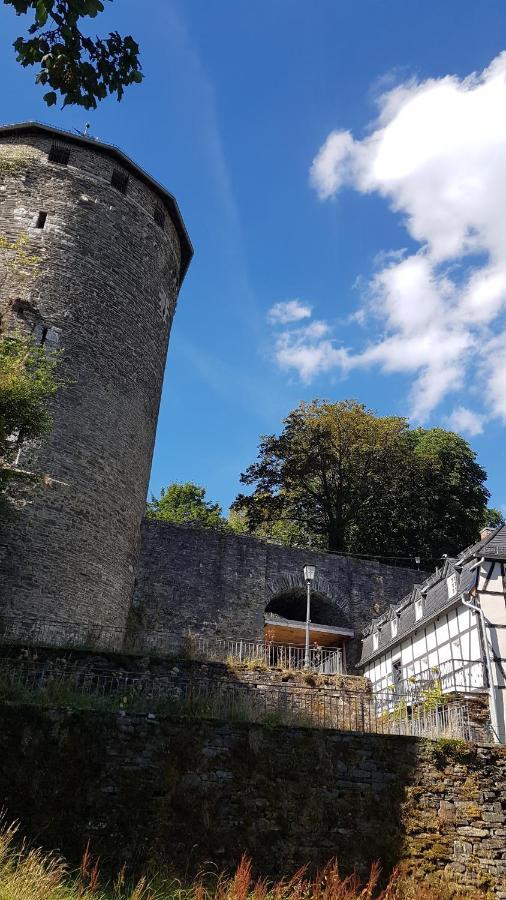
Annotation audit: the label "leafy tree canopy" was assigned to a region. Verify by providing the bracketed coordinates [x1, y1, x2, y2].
[232, 399, 495, 561]
[4, 0, 142, 109]
[0, 333, 61, 519]
[482, 507, 505, 528]
[146, 482, 227, 530]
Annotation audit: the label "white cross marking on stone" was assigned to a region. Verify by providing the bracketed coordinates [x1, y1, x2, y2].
[158, 289, 170, 323]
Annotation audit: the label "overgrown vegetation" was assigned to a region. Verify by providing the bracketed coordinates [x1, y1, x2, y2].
[0, 146, 35, 175]
[426, 738, 472, 768]
[0, 822, 485, 899]
[0, 232, 40, 286]
[0, 333, 62, 520]
[0, 668, 311, 727]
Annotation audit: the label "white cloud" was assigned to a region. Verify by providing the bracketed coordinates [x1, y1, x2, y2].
[447, 406, 486, 436]
[309, 131, 357, 199]
[267, 299, 312, 325]
[307, 52, 506, 423]
[274, 323, 348, 383]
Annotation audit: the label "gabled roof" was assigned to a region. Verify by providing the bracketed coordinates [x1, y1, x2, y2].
[359, 524, 506, 667]
[480, 527, 506, 560]
[0, 121, 193, 281]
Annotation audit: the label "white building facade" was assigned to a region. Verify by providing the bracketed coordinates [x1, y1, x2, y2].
[360, 526, 506, 743]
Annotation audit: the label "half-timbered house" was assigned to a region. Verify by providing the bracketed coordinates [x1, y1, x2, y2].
[360, 525, 506, 743]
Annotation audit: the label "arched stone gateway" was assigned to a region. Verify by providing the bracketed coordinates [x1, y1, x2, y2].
[264, 573, 354, 669]
[266, 571, 336, 602]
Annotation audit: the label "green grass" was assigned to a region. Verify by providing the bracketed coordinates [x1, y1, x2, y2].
[0, 674, 313, 728]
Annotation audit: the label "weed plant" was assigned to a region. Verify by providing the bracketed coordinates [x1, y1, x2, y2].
[0, 822, 486, 900]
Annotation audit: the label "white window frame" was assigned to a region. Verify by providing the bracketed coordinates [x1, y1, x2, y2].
[391, 618, 398, 638]
[373, 631, 379, 651]
[415, 598, 423, 621]
[447, 573, 458, 599]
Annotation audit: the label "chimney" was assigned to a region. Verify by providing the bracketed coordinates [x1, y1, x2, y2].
[480, 526, 496, 541]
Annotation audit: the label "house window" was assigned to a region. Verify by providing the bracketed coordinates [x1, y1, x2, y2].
[111, 169, 129, 194]
[48, 143, 71, 165]
[415, 598, 423, 621]
[373, 631, 379, 651]
[35, 211, 47, 229]
[392, 659, 402, 690]
[447, 573, 458, 599]
[154, 205, 166, 229]
[391, 618, 398, 639]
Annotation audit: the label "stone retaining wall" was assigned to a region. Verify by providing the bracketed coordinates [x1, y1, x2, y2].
[0, 704, 504, 894]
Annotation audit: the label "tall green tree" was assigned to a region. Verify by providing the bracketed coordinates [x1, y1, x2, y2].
[4, 0, 142, 109]
[232, 399, 493, 560]
[0, 333, 61, 519]
[147, 482, 227, 530]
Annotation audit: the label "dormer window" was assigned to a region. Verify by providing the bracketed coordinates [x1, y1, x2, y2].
[373, 631, 379, 651]
[415, 597, 423, 621]
[447, 573, 458, 599]
[391, 618, 398, 638]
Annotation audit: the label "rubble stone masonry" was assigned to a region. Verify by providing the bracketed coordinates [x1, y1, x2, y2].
[0, 705, 504, 894]
[133, 521, 423, 667]
[0, 127, 186, 641]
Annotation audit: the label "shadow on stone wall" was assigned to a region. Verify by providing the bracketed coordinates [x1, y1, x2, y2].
[0, 702, 503, 893]
[0, 640, 503, 893]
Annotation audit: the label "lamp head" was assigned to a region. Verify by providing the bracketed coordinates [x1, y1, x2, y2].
[303, 564, 316, 582]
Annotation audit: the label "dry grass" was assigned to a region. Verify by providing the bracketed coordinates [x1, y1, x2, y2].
[0, 823, 485, 900]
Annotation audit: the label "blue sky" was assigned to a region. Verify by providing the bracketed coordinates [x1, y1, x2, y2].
[1, 0, 505, 518]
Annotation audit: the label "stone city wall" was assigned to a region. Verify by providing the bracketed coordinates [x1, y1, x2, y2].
[0, 704, 504, 894]
[132, 520, 424, 668]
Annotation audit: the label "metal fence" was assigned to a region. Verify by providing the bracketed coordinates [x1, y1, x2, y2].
[0, 617, 343, 674]
[396, 659, 486, 698]
[0, 616, 129, 653]
[193, 637, 343, 674]
[0, 658, 475, 740]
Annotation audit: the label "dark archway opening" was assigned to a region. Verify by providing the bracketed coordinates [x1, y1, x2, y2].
[264, 587, 353, 648]
[265, 588, 348, 629]
[264, 588, 353, 674]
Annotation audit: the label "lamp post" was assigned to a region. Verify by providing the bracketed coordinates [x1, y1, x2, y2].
[303, 564, 316, 669]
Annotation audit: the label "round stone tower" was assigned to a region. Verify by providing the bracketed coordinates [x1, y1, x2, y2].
[0, 122, 193, 647]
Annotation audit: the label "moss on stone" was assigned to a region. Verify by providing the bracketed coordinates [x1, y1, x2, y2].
[0, 148, 34, 174]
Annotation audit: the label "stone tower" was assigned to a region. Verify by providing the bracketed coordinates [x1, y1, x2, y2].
[0, 122, 193, 647]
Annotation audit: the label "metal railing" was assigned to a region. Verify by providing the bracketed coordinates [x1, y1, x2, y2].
[0, 617, 344, 674]
[0, 658, 476, 741]
[396, 659, 486, 698]
[192, 637, 343, 674]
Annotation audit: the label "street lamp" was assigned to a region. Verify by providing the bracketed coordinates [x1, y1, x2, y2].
[303, 564, 316, 669]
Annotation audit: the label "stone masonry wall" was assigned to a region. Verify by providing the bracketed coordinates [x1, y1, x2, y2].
[0, 129, 186, 641]
[0, 704, 504, 894]
[133, 521, 423, 668]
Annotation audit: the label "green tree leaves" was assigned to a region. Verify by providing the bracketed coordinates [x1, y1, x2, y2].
[0, 333, 62, 519]
[232, 399, 493, 560]
[146, 482, 228, 531]
[4, 0, 142, 109]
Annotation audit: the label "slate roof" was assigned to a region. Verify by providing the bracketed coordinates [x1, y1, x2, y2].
[359, 524, 506, 667]
[0, 121, 193, 280]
